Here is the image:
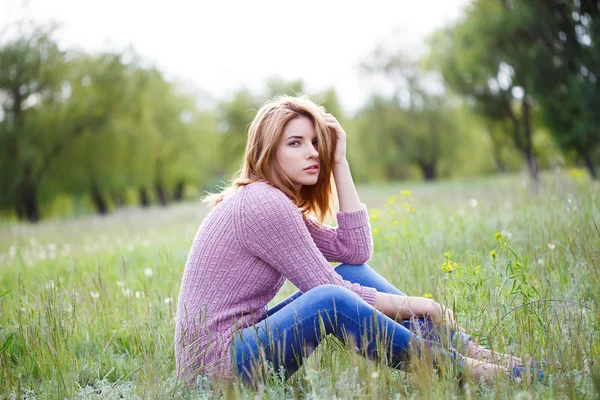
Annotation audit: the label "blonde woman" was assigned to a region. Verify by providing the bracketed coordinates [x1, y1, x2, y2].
[174, 95, 543, 387]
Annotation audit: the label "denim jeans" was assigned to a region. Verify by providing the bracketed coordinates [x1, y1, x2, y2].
[230, 263, 469, 383]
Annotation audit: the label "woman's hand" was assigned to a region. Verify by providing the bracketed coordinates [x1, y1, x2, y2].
[323, 113, 347, 165]
[426, 301, 464, 331]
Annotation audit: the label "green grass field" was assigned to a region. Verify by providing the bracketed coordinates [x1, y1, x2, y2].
[1, 171, 599, 399]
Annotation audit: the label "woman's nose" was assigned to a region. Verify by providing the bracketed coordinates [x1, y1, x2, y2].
[307, 144, 318, 158]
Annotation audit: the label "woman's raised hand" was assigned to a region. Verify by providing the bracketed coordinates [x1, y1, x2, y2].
[323, 113, 347, 165]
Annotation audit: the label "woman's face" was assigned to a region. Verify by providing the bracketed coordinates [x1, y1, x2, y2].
[275, 116, 320, 190]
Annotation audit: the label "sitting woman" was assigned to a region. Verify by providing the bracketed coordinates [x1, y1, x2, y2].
[174, 95, 539, 387]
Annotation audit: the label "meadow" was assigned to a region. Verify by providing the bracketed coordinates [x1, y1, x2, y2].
[1, 171, 598, 399]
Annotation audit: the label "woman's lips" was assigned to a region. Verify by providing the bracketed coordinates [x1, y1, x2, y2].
[304, 166, 319, 174]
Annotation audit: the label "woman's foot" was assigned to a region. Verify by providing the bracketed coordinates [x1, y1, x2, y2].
[464, 341, 522, 368]
[461, 356, 510, 384]
[459, 354, 546, 384]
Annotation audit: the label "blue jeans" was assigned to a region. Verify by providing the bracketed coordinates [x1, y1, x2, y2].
[230, 263, 469, 383]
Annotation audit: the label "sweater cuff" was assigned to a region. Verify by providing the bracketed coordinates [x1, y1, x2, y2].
[360, 286, 378, 306]
[337, 204, 370, 230]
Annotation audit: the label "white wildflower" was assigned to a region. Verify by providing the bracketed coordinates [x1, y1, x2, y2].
[116, 280, 125, 287]
[164, 298, 173, 304]
[122, 288, 133, 297]
[468, 198, 478, 208]
[135, 291, 145, 298]
[371, 371, 379, 379]
[46, 280, 54, 289]
[144, 268, 153, 277]
[548, 243, 556, 250]
[90, 291, 100, 299]
[38, 251, 47, 260]
[48, 243, 56, 252]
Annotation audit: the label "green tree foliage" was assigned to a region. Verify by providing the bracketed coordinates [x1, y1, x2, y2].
[427, 1, 542, 184]
[428, 0, 600, 181]
[216, 90, 257, 178]
[498, 0, 600, 179]
[0, 23, 222, 221]
[0, 24, 71, 221]
[357, 52, 476, 181]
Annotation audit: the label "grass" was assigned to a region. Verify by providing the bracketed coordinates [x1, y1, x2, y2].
[0, 170, 599, 399]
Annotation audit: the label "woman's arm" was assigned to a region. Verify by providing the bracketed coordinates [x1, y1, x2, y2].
[333, 161, 362, 212]
[323, 113, 362, 212]
[374, 292, 461, 330]
[304, 206, 372, 264]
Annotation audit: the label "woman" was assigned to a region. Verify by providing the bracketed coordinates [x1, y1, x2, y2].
[174, 95, 539, 387]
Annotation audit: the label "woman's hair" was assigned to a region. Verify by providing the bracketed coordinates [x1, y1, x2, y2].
[203, 94, 337, 225]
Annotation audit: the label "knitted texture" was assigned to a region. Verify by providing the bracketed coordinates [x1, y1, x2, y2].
[174, 181, 377, 383]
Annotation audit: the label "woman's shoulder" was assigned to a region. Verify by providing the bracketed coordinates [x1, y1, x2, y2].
[239, 181, 298, 214]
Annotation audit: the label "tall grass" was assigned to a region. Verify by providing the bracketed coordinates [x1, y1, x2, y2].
[1, 171, 598, 399]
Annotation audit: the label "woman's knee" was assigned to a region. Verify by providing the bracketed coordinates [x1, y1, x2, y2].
[302, 284, 362, 310]
[334, 263, 370, 279]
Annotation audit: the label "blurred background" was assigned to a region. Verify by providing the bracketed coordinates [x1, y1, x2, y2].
[0, 0, 598, 223]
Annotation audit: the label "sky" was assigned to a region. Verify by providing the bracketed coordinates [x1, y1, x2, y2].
[1, 0, 470, 113]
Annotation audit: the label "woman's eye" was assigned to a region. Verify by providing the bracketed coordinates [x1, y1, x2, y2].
[289, 140, 300, 146]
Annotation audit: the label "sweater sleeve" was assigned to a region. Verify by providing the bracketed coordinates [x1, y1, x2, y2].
[304, 205, 373, 264]
[237, 184, 377, 306]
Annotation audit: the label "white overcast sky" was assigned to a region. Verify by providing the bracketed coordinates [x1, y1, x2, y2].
[1, 0, 469, 113]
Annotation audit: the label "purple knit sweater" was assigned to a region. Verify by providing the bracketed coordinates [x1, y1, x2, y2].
[174, 181, 378, 383]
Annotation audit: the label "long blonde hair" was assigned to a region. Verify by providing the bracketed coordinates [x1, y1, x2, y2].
[203, 94, 337, 224]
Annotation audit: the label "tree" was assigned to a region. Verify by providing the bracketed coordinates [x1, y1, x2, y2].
[0, 24, 69, 221]
[501, 0, 600, 179]
[359, 51, 466, 181]
[217, 89, 258, 177]
[427, 1, 541, 185]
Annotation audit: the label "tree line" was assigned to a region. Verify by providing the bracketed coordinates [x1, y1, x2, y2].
[1, 0, 598, 222]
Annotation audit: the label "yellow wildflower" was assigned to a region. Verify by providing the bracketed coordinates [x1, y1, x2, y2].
[373, 228, 380, 234]
[400, 190, 412, 196]
[423, 293, 433, 299]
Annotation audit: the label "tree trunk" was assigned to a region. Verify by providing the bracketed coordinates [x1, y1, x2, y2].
[15, 201, 24, 220]
[139, 187, 150, 207]
[419, 161, 437, 181]
[155, 182, 168, 206]
[174, 181, 185, 201]
[18, 165, 40, 223]
[581, 147, 597, 180]
[21, 181, 40, 222]
[91, 185, 108, 215]
[525, 150, 538, 185]
[492, 144, 506, 172]
[522, 95, 538, 185]
[111, 191, 125, 207]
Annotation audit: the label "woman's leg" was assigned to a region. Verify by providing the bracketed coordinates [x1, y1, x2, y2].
[231, 284, 449, 384]
[334, 264, 473, 357]
[335, 264, 525, 367]
[264, 263, 403, 319]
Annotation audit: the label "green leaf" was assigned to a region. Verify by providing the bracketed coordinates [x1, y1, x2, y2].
[0, 333, 13, 354]
[0, 289, 11, 298]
